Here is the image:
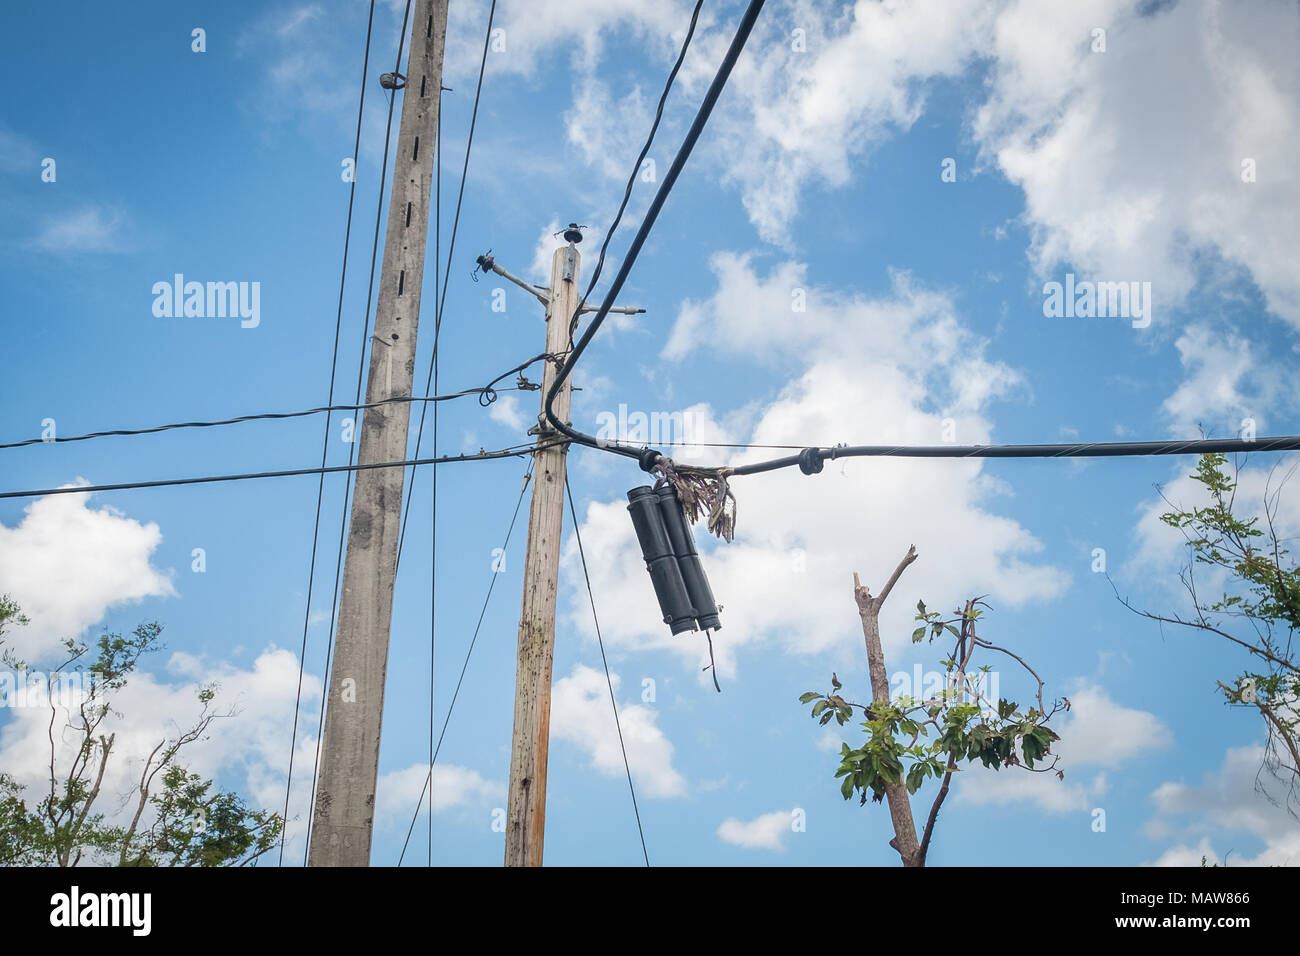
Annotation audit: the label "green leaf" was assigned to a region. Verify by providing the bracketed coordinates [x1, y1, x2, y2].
[912, 627, 926, 643]
[798, 691, 821, 704]
[840, 774, 854, 800]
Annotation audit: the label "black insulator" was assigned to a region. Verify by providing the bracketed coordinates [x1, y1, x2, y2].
[638, 448, 662, 472]
[627, 487, 696, 634]
[654, 484, 722, 632]
[798, 447, 825, 475]
[563, 223, 584, 244]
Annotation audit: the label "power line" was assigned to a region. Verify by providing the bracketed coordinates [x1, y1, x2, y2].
[385, 3, 498, 863]
[0, 384, 534, 453]
[279, 0, 378, 867]
[303, 0, 412, 861]
[396, 0, 499, 576]
[0, 439, 566, 503]
[565, 475, 650, 867]
[544, 0, 766, 460]
[566, 0, 705, 343]
[705, 435, 1300, 477]
[396, 460, 533, 865]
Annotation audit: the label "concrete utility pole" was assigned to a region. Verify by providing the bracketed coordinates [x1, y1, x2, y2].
[309, 0, 448, 867]
[478, 228, 640, 867]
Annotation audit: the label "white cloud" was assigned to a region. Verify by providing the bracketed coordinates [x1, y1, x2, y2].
[550, 663, 686, 798]
[488, 394, 529, 433]
[717, 808, 795, 850]
[974, 0, 1300, 327]
[0, 489, 175, 663]
[30, 204, 128, 253]
[445, 0, 696, 84]
[1157, 321, 1300, 441]
[374, 761, 501, 830]
[1145, 745, 1300, 866]
[706, 0, 995, 246]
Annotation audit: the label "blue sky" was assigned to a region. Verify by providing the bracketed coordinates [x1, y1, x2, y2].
[2, 0, 1299, 866]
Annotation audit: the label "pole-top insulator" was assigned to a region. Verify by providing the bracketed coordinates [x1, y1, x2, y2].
[563, 223, 584, 244]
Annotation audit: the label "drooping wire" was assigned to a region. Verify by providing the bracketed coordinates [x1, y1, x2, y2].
[0, 384, 534, 453]
[564, 476, 650, 867]
[397, 460, 534, 865]
[278, 0, 377, 867]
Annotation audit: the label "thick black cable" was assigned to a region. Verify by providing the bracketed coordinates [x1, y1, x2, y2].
[565, 476, 650, 866]
[544, 0, 766, 459]
[397, 460, 533, 865]
[279, 0, 377, 867]
[720, 435, 1300, 477]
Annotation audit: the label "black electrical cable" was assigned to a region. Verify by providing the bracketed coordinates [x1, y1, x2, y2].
[565, 476, 650, 867]
[544, 0, 766, 459]
[0, 385, 532, 452]
[396, 460, 534, 866]
[0, 440, 564, 502]
[279, 0, 378, 868]
[721, 435, 1300, 477]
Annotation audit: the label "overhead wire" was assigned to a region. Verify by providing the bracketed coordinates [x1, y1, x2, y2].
[564, 0, 705, 343]
[0, 440, 564, 501]
[302, 0, 414, 862]
[395, 0, 498, 577]
[0, 382, 537, 453]
[380, 0, 497, 862]
[278, 0, 378, 867]
[543, 0, 766, 462]
[564, 475, 650, 866]
[397, 459, 534, 865]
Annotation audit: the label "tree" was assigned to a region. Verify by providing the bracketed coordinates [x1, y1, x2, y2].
[0, 596, 282, 866]
[1115, 453, 1300, 816]
[800, 547, 1065, 866]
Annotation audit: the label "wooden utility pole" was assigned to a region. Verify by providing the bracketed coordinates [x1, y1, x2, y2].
[475, 230, 642, 866]
[501, 239, 579, 868]
[309, 0, 448, 867]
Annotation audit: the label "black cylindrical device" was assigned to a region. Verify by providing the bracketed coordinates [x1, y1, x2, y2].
[654, 484, 722, 631]
[627, 486, 697, 634]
